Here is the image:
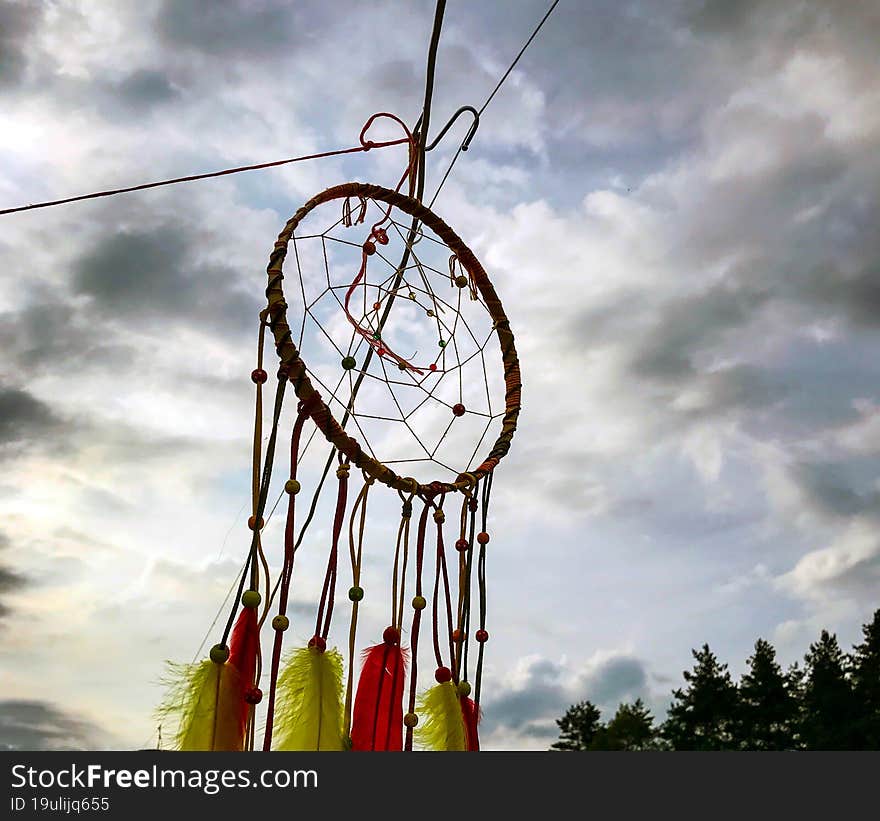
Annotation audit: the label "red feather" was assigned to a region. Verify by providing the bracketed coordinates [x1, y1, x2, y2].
[228, 606, 260, 734]
[460, 696, 481, 751]
[351, 642, 407, 751]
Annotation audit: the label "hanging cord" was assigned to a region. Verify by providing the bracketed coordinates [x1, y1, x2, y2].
[343, 471, 374, 737]
[404, 496, 433, 751]
[392, 487, 416, 631]
[430, 496, 455, 677]
[314, 456, 350, 641]
[220, 359, 288, 648]
[261, 398, 312, 751]
[473, 470, 493, 706]
[454, 477, 478, 682]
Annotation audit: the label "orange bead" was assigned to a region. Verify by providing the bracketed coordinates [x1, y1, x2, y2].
[248, 515, 265, 531]
[477, 531, 490, 545]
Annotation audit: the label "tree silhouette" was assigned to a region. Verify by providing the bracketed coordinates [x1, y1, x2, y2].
[661, 644, 738, 750]
[851, 608, 880, 749]
[800, 630, 855, 750]
[551, 700, 603, 751]
[735, 638, 799, 750]
[604, 699, 656, 750]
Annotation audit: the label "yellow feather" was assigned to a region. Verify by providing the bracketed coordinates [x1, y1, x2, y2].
[415, 681, 467, 751]
[157, 660, 244, 751]
[273, 646, 346, 751]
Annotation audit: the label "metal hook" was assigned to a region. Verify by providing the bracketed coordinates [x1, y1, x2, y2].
[413, 105, 480, 154]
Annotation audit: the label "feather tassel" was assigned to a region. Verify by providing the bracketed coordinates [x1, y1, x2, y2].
[351, 629, 407, 751]
[415, 680, 467, 751]
[273, 640, 346, 751]
[157, 605, 261, 751]
[460, 695, 481, 751]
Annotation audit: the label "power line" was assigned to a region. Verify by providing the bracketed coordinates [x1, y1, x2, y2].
[429, 0, 560, 207]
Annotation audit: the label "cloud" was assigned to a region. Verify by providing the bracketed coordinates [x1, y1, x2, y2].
[0, 530, 26, 622]
[481, 651, 658, 748]
[0, 700, 111, 751]
[0, 0, 44, 89]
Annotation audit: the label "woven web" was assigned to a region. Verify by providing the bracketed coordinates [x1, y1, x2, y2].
[288, 196, 505, 483]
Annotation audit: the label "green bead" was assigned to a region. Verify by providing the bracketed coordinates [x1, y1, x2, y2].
[457, 680, 472, 697]
[272, 615, 289, 631]
[341, 356, 356, 370]
[372, 331, 381, 340]
[209, 643, 230, 664]
[241, 589, 261, 609]
[284, 478, 301, 495]
[438, 339, 446, 348]
[412, 595, 427, 611]
[348, 586, 364, 602]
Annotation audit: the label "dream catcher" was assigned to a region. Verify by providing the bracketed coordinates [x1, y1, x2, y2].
[159, 114, 521, 751]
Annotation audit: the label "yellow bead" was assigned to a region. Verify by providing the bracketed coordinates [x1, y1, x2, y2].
[272, 615, 289, 631]
[457, 680, 472, 697]
[241, 589, 261, 608]
[433, 510, 445, 524]
[284, 479, 301, 495]
[412, 595, 427, 610]
[455, 274, 469, 288]
[404, 712, 419, 728]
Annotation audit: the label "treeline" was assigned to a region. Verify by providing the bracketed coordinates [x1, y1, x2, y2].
[551, 608, 880, 751]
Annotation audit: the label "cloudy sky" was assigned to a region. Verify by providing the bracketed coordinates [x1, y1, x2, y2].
[2, 0, 879, 751]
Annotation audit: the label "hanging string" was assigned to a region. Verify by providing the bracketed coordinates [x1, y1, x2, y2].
[314, 457, 350, 641]
[261, 398, 311, 751]
[343, 472, 373, 737]
[473, 470, 493, 707]
[404, 497, 432, 751]
[392, 487, 416, 631]
[454, 477, 478, 682]
[430, 497, 455, 675]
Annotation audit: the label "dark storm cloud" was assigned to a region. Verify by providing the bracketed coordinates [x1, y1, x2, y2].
[482, 654, 654, 739]
[0, 530, 25, 622]
[0, 385, 61, 449]
[154, 0, 303, 56]
[0, 0, 44, 88]
[629, 285, 771, 382]
[0, 700, 107, 751]
[790, 460, 880, 520]
[71, 224, 261, 333]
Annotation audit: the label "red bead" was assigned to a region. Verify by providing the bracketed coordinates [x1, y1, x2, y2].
[251, 368, 268, 384]
[374, 228, 389, 245]
[363, 241, 376, 255]
[429, 363, 438, 372]
[455, 538, 469, 552]
[373, 302, 381, 311]
[452, 403, 466, 417]
[434, 666, 452, 683]
[247, 515, 265, 531]
[308, 635, 326, 653]
[377, 347, 386, 356]
[476, 629, 489, 643]
[452, 629, 466, 643]
[477, 531, 490, 545]
[382, 625, 401, 646]
[468, 498, 478, 512]
[244, 686, 263, 704]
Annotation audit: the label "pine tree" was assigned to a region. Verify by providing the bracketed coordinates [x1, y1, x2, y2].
[735, 638, 798, 750]
[551, 700, 603, 751]
[603, 698, 656, 750]
[661, 644, 739, 750]
[850, 608, 880, 749]
[800, 629, 855, 750]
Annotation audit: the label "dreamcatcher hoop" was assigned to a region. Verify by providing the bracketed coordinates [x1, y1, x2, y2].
[264, 182, 521, 495]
